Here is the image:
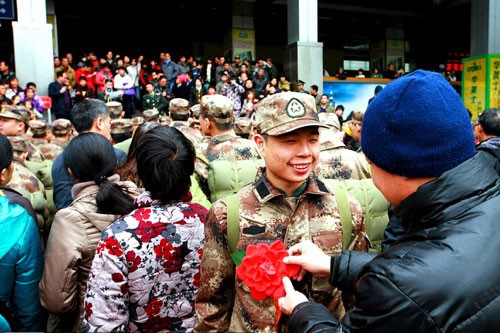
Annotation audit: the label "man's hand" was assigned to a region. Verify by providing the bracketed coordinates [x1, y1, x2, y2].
[278, 277, 308, 315]
[283, 240, 331, 281]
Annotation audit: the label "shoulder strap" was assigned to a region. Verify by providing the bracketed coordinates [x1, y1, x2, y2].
[331, 182, 353, 250]
[226, 193, 240, 253]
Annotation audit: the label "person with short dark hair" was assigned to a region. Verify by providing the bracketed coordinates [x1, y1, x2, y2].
[83, 126, 207, 332]
[309, 84, 320, 105]
[48, 70, 72, 119]
[0, 60, 15, 84]
[474, 108, 500, 146]
[316, 94, 335, 113]
[40, 133, 139, 332]
[52, 99, 127, 209]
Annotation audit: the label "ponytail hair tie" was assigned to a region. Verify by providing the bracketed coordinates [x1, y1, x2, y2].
[95, 175, 108, 185]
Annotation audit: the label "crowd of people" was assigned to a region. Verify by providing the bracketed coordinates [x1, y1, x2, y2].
[1, 49, 500, 333]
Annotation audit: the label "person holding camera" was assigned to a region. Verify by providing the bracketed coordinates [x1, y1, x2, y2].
[221, 73, 245, 116]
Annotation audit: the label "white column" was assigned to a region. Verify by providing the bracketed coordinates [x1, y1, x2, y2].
[12, 0, 54, 95]
[471, 0, 500, 55]
[286, 0, 323, 94]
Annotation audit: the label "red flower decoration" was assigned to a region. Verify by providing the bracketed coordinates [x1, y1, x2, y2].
[84, 302, 93, 320]
[126, 251, 142, 272]
[193, 271, 201, 288]
[133, 208, 151, 221]
[144, 298, 163, 317]
[103, 237, 123, 256]
[112, 273, 124, 282]
[154, 239, 174, 259]
[136, 220, 164, 242]
[236, 240, 300, 300]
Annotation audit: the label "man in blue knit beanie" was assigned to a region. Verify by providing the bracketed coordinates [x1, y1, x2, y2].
[276, 70, 500, 332]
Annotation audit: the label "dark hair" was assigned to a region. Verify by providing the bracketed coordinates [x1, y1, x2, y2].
[83, 61, 93, 68]
[111, 132, 132, 144]
[171, 113, 189, 121]
[118, 122, 161, 184]
[200, 110, 233, 131]
[71, 99, 110, 133]
[135, 126, 195, 202]
[311, 85, 318, 92]
[104, 79, 112, 84]
[0, 134, 13, 171]
[479, 108, 500, 136]
[64, 133, 134, 215]
[335, 104, 345, 111]
[56, 70, 65, 78]
[320, 94, 328, 99]
[26, 82, 36, 89]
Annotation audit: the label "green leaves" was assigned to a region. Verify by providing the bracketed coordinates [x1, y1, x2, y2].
[231, 250, 246, 266]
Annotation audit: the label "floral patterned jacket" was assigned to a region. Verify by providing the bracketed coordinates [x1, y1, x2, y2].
[82, 191, 207, 332]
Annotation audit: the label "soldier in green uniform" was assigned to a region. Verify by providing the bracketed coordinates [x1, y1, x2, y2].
[29, 119, 64, 161]
[194, 94, 262, 201]
[195, 92, 368, 332]
[315, 113, 371, 180]
[5, 135, 48, 239]
[110, 118, 133, 144]
[50, 118, 73, 150]
[142, 82, 168, 114]
[294, 79, 308, 94]
[169, 98, 204, 147]
[0, 105, 45, 162]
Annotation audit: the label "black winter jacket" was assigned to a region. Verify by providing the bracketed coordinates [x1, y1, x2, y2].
[288, 151, 500, 332]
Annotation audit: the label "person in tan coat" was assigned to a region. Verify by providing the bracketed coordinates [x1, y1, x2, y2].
[39, 133, 140, 332]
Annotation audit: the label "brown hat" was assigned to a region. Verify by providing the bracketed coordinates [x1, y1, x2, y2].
[131, 116, 145, 127]
[254, 92, 328, 136]
[200, 95, 234, 123]
[234, 117, 252, 135]
[143, 109, 159, 122]
[190, 104, 201, 118]
[318, 113, 340, 130]
[169, 98, 190, 115]
[110, 118, 133, 134]
[7, 135, 27, 153]
[0, 105, 31, 124]
[51, 118, 73, 136]
[106, 101, 123, 119]
[28, 119, 48, 135]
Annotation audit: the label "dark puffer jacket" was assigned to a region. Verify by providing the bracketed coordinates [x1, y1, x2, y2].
[288, 150, 500, 332]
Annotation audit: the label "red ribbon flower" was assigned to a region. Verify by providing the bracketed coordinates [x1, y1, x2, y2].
[236, 240, 300, 300]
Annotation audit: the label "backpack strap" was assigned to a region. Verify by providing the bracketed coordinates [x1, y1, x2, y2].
[331, 182, 353, 250]
[226, 193, 240, 253]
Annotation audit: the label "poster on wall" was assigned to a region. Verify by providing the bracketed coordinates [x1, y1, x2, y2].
[462, 56, 487, 119]
[489, 56, 500, 109]
[232, 29, 255, 61]
[323, 81, 387, 118]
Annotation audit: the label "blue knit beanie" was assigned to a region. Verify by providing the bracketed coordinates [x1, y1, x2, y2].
[361, 70, 475, 177]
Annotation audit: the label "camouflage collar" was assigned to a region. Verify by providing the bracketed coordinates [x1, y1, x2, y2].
[209, 131, 237, 145]
[320, 139, 346, 151]
[253, 169, 332, 203]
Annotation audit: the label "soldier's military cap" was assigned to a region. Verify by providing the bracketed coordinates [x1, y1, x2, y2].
[159, 115, 170, 126]
[318, 112, 340, 130]
[143, 109, 159, 122]
[7, 135, 27, 153]
[0, 105, 31, 124]
[234, 117, 252, 135]
[51, 119, 73, 136]
[131, 116, 145, 127]
[169, 98, 190, 115]
[190, 104, 201, 118]
[254, 92, 328, 136]
[106, 101, 123, 119]
[110, 118, 133, 134]
[29, 119, 48, 135]
[200, 95, 234, 123]
[295, 80, 305, 86]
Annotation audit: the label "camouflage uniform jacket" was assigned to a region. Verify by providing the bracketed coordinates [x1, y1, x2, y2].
[195, 172, 367, 332]
[171, 120, 203, 148]
[31, 139, 65, 161]
[194, 132, 262, 194]
[7, 161, 48, 234]
[24, 136, 46, 162]
[315, 139, 371, 180]
[51, 138, 69, 150]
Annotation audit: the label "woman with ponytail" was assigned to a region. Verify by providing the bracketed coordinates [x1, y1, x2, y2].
[39, 133, 140, 332]
[83, 126, 207, 332]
